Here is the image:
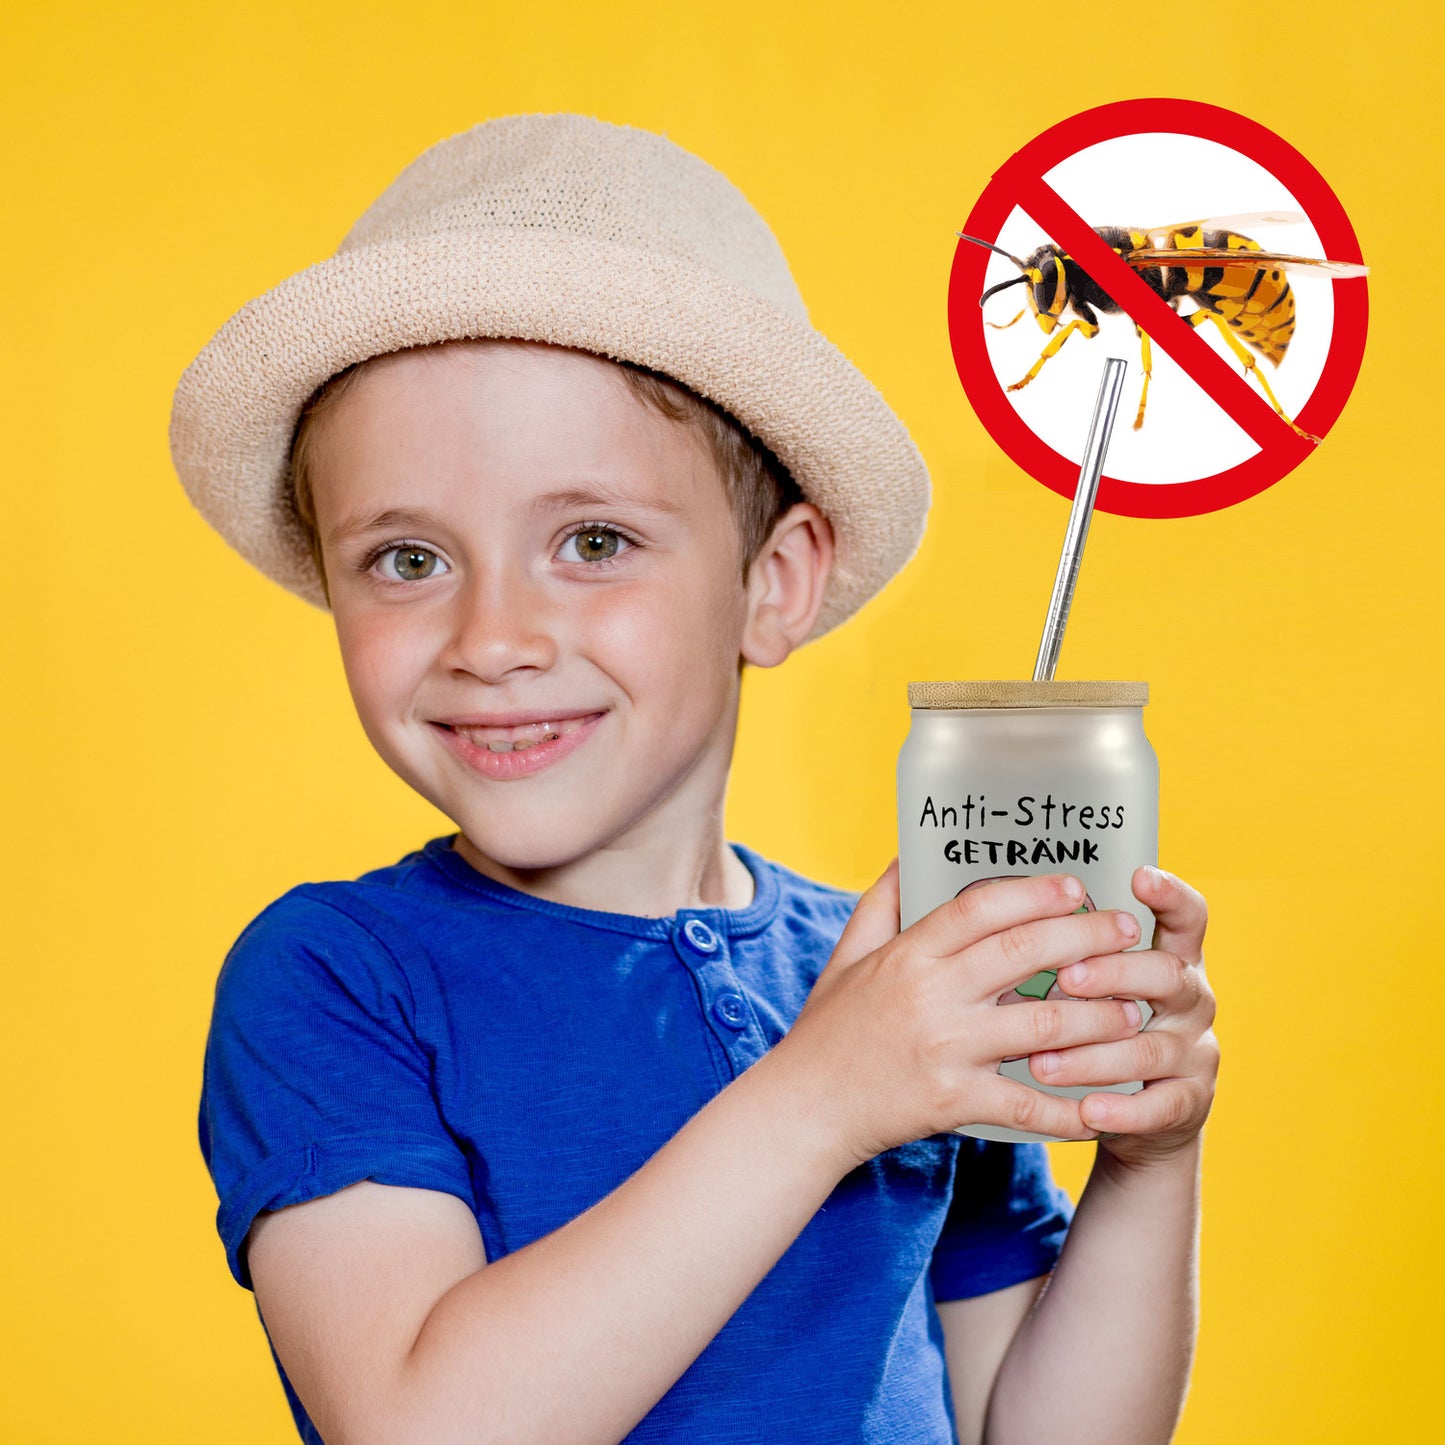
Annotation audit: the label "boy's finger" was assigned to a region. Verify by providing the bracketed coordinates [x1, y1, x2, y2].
[908, 873, 1087, 959]
[1132, 867, 1207, 964]
[967, 906, 1143, 1000]
[995, 995, 1143, 1066]
[964, 1075, 1100, 1143]
[1077, 1077, 1206, 1139]
[1026, 1018, 1178, 1089]
[827, 859, 902, 970]
[1054, 947, 1204, 1013]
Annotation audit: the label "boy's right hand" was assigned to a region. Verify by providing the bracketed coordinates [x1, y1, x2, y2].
[773, 860, 1146, 1167]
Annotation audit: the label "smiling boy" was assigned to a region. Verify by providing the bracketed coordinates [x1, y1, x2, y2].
[304, 341, 817, 911]
[176, 115, 1218, 1445]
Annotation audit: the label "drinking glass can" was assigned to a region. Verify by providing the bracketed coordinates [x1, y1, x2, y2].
[897, 680, 1158, 1144]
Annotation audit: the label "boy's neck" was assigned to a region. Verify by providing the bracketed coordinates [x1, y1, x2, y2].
[451, 827, 756, 919]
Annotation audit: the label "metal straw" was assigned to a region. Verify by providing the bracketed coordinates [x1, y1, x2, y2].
[1032, 357, 1128, 682]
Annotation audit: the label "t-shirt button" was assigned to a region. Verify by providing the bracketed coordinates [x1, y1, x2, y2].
[712, 992, 748, 1029]
[682, 919, 719, 954]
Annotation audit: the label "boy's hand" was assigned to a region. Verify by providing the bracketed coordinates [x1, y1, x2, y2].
[1039, 867, 1218, 1171]
[775, 863, 1149, 1168]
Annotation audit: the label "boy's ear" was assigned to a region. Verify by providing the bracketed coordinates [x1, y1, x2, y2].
[740, 503, 835, 668]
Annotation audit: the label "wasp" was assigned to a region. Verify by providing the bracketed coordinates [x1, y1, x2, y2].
[959, 213, 1368, 442]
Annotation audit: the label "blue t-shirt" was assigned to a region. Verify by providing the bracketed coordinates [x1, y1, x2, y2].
[199, 836, 1074, 1443]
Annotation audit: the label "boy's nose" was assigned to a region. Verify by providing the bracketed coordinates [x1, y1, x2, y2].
[441, 567, 559, 683]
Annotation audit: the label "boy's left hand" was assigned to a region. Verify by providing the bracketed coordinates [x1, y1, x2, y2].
[1036, 867, 1218, 1171]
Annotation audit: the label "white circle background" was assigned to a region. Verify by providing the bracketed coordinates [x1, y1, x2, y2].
[978, 132, 1338, 486]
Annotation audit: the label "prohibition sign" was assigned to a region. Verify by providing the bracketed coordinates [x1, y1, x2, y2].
[949, 99, 1368, 517]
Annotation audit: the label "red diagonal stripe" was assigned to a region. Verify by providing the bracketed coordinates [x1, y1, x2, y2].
[1013, 174, 1310, 458]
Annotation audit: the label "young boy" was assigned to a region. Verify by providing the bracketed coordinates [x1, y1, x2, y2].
[175, 115, 1218, 1445]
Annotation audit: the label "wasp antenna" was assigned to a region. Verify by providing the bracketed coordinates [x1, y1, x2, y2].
[957, 232, 1029, 269]
[979, 276, 1028, 307]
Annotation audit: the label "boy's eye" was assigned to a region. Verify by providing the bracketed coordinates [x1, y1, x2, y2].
[559, 528, 629, 564]
[377, 545, 449, 582]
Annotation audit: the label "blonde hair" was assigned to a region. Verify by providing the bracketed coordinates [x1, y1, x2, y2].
[287, 342, 804, 602]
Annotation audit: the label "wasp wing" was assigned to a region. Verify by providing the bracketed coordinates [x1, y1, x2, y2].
[1142, 213, 1307, 246]
[1124, 247, 1369, 278]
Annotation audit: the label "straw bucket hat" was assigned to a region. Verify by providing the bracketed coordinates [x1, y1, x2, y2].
[169, 113, 931, 640]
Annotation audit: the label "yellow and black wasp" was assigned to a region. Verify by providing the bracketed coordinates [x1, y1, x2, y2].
[959, 213, 1368, 442]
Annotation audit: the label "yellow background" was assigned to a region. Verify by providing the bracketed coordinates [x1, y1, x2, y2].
[6, 2, 1438, 1439]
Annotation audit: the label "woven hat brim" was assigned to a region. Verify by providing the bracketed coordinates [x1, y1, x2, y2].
[169, 230, 930, 641]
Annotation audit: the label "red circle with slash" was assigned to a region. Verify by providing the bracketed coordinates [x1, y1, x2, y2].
[948, 99, 1368, 517]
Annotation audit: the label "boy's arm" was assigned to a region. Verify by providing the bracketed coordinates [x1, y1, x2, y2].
[248, 1050, 847, 1445]
[978, 867, 1216, 1445]
[932, 1153, 1200, 1445]
[936, 1277, 1049, 1445]
[979, 1138, 1201, 1445]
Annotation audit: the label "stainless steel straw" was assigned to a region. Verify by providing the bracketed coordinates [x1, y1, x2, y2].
[1032, 357, 1128, 682]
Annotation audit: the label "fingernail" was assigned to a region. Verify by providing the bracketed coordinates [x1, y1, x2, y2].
[1085, 1097, 1112, 1125]
[1118, 912, 1140, 941]
[1123, 999, 1142, 1027]
[1036, 1051, 1061, 1077]
[1061, 963, 1089, 987]
[1062, 875, 1084, 903]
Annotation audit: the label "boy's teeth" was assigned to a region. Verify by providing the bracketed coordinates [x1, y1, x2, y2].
[455, 718, 584, 752]
[511, 732, 559, 752]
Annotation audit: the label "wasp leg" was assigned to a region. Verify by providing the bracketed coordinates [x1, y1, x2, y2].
[986, 307, 1027, 331]
[1007, 317, 1099, 393]
[1134, 325, 1153, 430]
[1186, 309, 1320, 444]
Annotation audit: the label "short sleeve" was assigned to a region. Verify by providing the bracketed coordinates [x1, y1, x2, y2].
[928, 1138, 1075, 1302]
[198, 889, 475, 1290]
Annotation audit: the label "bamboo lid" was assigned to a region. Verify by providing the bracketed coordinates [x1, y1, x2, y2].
[907, 680, 1148, 709]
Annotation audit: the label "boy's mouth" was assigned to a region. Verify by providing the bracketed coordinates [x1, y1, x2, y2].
[443, 716, 598, 754]
[434, 713, 605, 782]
